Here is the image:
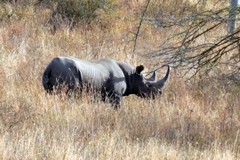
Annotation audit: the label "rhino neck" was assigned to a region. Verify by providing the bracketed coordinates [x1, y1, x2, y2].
[117, 62, 134, 96]
[122, 76, 133, 96]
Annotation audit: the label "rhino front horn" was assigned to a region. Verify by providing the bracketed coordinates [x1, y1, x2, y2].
[157, 65, 170, 88]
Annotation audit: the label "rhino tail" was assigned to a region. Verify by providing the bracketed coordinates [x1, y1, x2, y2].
[42, 68, 52, 92]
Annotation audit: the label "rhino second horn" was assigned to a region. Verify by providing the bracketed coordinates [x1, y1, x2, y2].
[146, 71, 157, 82]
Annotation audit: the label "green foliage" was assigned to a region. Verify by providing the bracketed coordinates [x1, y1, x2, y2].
[52, 0, 114, 23]
[0, 2, 18, 20]
[0, 0, 36, 20]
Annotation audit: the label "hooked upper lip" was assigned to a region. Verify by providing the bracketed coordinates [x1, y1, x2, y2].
[158, 89, 162, 94]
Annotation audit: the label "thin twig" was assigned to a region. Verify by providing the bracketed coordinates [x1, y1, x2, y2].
[132, 0, 151, 59]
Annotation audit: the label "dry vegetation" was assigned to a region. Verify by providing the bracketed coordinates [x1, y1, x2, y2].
[0, 0, 240, 159]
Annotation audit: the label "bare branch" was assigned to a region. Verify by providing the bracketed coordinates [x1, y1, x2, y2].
[132, 0, 151, 59]
[146, 5, 240, 78]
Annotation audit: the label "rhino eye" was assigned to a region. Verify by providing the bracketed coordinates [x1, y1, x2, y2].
[146, 84, 152, 88]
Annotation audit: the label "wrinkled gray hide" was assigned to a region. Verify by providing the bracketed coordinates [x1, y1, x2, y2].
[42, 56, 170, 108]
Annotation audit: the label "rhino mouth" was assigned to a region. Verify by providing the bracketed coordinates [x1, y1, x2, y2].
[157, 89, 162, 95]
[136, 91, 148, 98]
[138, 90, 160, 99]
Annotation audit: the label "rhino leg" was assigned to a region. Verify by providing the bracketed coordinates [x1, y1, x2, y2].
[109, 94, 121, 109]
[101, 89, 121, 109]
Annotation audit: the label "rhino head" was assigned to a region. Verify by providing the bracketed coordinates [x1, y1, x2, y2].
[130, 65, 170, 99]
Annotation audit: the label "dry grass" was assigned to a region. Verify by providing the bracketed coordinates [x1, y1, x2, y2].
[0, 1, 240, 159]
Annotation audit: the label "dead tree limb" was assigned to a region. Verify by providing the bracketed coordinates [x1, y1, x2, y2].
[132, 0, 151, 59]
[146, 6, 240, 78]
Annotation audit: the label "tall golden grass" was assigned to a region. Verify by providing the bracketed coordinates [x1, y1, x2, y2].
[0, 1, 239, 159]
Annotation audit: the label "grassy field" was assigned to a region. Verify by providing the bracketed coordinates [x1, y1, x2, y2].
[0, 1, 240, 159]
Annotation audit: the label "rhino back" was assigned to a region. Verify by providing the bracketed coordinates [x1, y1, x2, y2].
[71, 58, 127, 95]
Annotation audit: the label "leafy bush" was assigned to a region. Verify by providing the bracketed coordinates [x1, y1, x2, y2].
[0, 0, 39, 21]
[50, 0, 114, 23]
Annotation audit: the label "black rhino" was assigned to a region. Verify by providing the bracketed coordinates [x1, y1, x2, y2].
[42, 56, 170, 108]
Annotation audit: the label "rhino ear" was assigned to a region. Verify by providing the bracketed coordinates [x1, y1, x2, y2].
[136, 65, 144, 74]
